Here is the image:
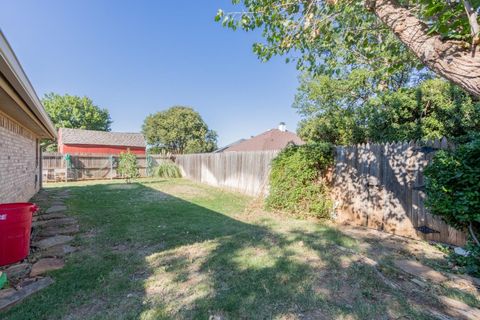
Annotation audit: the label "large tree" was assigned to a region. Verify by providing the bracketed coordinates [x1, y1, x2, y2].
[217, 0, 480, 96]
[42, 93, 112, 151]
[142, 106, 218, 154]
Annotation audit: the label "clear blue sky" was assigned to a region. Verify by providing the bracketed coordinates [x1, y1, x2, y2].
[0, 0, 302, 147]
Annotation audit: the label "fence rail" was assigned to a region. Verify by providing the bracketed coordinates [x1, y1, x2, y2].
[175, 151, 279, 196]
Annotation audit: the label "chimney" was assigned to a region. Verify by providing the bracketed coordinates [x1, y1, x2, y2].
[278, 122, 286, 132]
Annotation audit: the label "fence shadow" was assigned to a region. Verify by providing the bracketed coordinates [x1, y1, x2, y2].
[333, 139, 466, 246]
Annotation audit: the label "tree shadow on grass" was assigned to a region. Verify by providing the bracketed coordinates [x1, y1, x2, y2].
[1, 180, 448, 319]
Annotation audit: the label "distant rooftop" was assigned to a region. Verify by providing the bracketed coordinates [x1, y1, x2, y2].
[59, 128, 146, 148]
[221, 126, 304, 152]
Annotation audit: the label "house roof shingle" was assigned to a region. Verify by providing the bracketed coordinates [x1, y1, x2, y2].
[59, 128, 146, 148]
[222, 129, 304, 152]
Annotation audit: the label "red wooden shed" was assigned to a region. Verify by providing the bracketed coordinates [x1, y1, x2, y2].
[58, 128, 146, 155]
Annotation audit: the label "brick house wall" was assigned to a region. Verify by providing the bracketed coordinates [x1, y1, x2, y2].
[0, 110, 40, 203]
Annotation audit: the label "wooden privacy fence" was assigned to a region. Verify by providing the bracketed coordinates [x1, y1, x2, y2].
[175, 151, 279, 196]
[332, 138, 466, 246]
[42, 153, 170, 181]
[43, 140, 467, 246]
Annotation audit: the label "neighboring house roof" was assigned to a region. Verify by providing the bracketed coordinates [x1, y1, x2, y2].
[222, 128, 304, 152]
[59, 128, 146, 148]
[214, 139, 247, 153]
[0, 30, 56, 139]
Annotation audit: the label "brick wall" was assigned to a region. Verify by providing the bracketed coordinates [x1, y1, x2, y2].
[0, 111, 40, 203]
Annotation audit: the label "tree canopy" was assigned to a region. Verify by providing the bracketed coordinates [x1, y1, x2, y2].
[42, 93, 112, 151]
[142, 106, 218, 154]
[217, 0, 480, 96]
[296, 77, 480, 145]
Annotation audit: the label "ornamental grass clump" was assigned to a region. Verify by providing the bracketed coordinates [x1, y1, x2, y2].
[266, 143, 334, 218]
[155, 161, 182, 178]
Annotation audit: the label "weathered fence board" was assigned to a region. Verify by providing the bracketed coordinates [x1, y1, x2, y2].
[175, 151, 279, 196]
[332, 139, 466, 246]
[42, 153, 169, 181]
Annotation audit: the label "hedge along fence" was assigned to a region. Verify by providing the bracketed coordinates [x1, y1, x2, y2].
[175, 151, 279, 196]
[265, 143, 334, 219]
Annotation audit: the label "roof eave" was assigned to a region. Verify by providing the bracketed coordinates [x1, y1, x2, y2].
[0, 30, 56, 139]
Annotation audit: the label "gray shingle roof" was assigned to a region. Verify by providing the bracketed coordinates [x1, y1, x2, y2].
[59, 128, 146, 148]
[221, 129, 304, 152]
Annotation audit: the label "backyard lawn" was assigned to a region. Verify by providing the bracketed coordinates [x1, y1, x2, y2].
[1, 178, 479, 319]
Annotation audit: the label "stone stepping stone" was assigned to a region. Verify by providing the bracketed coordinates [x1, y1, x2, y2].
[0, 277, 54, 311]
[45, 205, 67, 214]
[439, 295, 480, 319]
[3, 263, 30, 280]
[33, 235, 73, 249]
[34, 218, 76, 229]
[36, 213, 68, 221]
[38, 224, 79, 237]
[33, 218, 76, 231]
[32, 220, 49, 228]
[394, 259, 448, 283]
[40, 245, 76, 258]
[30, 259, 64, 277]
[0, 288, 16, 299]
[53, 192, 70, 199]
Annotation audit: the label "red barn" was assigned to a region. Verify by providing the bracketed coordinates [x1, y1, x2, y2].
[58, 128, 146, 155]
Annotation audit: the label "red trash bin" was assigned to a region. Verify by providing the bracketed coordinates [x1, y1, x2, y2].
[0, 203, 38, 266]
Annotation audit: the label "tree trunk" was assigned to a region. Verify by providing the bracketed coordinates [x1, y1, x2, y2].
[372, 0, 480, 97]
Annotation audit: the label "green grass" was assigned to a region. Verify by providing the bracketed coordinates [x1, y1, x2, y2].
[1, 178, 441, 319]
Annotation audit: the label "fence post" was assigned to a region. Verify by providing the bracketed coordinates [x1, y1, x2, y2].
[110, 155, 113, 180]
[64, 153, 70, 183]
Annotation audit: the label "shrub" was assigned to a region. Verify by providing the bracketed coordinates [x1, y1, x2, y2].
[266, 143, 334, 218]
[425, 138, 480, 275]
[117, 149, 139, 183]
[155, 161, 182, 178]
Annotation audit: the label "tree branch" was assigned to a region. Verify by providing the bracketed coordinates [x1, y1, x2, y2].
[372, 0, 480, 97]
[462, 0, 480, 44]
[468, 222, 480, 247]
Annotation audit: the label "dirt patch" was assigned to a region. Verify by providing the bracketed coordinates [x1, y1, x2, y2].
[337, 224, 447, 263]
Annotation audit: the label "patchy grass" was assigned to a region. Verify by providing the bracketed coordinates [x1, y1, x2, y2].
[1, 178, 475, 319]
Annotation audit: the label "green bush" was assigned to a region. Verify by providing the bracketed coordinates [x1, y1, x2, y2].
[266, 143, 334, 218]
[425, 138, 480, 275]
[117, 149, 139, 183]
[155, 161, 182, 178]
